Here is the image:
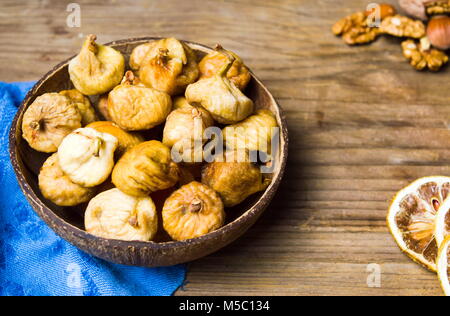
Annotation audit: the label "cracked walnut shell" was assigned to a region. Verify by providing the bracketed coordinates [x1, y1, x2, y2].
[39, 153, 96, 207]
[108, 71, 172, 131]
[402, 38, 449, 71]
[380, 15, 426, 38]
[85, 188, 158, 241]
[201, 150, 270, 207]
[162, 182, 225, 241]
[112, 140, 180, 197]
[22, 93, 82, 153]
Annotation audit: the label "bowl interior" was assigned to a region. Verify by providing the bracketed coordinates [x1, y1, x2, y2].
[10, 38, 287, 252]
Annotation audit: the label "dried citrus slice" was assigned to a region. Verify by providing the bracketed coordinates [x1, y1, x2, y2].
[435, 198, 450, 248]
[387, 176, 450, 272]
[437, 235, 450, 296]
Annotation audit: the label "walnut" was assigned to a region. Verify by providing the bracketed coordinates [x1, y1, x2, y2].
[332, 12, 380, 45]
[401, 38, 449, 71]
[380, 15, 426, 38]
[425, 1, 450, 17]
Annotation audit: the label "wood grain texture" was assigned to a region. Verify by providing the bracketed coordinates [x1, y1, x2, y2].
[1, 0, 447, 296]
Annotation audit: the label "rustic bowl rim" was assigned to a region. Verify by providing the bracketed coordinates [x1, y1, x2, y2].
[8, 37, 289, 253]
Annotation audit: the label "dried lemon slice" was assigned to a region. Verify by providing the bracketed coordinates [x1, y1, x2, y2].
[437, 235, 450, 296]
[387, 176, 450, 272]
[435, 198, 450, 248]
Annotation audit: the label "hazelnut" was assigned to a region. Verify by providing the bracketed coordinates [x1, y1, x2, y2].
[427, 15, 450, 49]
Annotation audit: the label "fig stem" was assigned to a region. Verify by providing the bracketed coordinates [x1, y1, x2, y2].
[188, 199, 203, 213]
[84, 34, 98, 54]
[155, 48, 170, 67]
[93, 137, 103, 157]
[128, 215, 139, 227]
[216, 47, 235, 77]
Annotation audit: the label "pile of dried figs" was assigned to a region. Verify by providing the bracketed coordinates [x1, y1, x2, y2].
[333, 1, 450, 71]
[23, 35, 278, 242]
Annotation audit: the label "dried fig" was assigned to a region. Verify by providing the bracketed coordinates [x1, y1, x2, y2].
[223, 109, 278, 154]
[185, 53, 254, 124]
[138, 38, 199, 95]
[59, 89, 98, 125]
[112, 140, 180, 197]
[85, 188, 158, 241]
[163, 105, 214, 164]
[199, 44, 251, 91]
[69, 34, 125, 96]
[108, 71, 172, 131]
[202, 150, 270, 207]
[39, 153, 96, 207]
[129, 42, 157, 72]
[22, 93, 82, 153]
[162, 182, 225, 241]
[58, 127, 118, 187]
[96, 94, 113, 121]
[87, 121, 144, 158]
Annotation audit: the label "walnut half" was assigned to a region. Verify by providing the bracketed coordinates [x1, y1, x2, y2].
[402, 38, 449, 71]
[380, 15, 426, 39]
[332, 12, 380, 45]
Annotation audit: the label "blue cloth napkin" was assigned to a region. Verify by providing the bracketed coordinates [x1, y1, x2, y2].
[0, 82, 186, 296]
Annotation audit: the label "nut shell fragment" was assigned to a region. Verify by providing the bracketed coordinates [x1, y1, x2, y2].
[85, 188, 158, 241]
[22, 93, 82, 153]
[162, 182, 225, 241]
[112, 140, 180, 197]
[39, 154, 96, 206]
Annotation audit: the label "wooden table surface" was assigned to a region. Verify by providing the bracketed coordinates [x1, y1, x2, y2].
[2, 0, 449, 296]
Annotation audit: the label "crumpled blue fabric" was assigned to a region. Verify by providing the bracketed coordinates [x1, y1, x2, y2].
[0, 81, 186, 296]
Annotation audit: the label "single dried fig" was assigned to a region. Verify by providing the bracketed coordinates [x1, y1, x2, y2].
[112, 140, 180, 197]
[39, 153, 96, 207]
[58, 127, 118, 187]
[85, 188, 158, 241]
[223, 109, 278, 154]
[186, 53, 254, 124]
[202, 150, 270, 207]
[69, 34, 125, 95]
[22, 93, 82, 153]
[108, 71, 172, 131]
[87, 121, 144, 158]
[199, 44, 251, 91]
[163, 104, 214, 164]
[129, 42, 157, 72]
[59, 89, 98, 125]
[138, 38, 199, 95]
[162, 181, 225, 241]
